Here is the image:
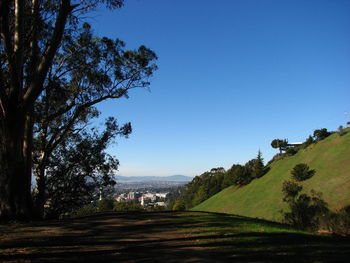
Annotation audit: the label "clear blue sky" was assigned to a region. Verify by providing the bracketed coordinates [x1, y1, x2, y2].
[89, 0, 350, 177]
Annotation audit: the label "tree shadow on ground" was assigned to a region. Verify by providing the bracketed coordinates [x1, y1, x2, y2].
[1, 211, 349, 262]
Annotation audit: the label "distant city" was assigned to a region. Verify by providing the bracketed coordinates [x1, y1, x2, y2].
[113, 175, 192, 208]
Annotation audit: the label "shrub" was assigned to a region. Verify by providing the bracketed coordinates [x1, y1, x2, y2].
[286, 148, 297, 156]
[71, 205, 97, 218]
[98, 198, 116, 212]
[323, 206, 350, 235]
[113, 202, 143, 212]
[282, 181, 302, 201]
[291, 163, 315, 182]
[302, 135, 314, 148]
[172, 200, 186, 211]
[282, 165, 328, 231]
[283, 192, 328, 231]
[313, 128, 330, 141]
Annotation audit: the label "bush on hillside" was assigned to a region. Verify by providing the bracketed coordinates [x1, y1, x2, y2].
[282, 181, 302, 201]
[283, 191, 328, 231]
[323, 206, 350, 235]
[282, 165, 328, 231]
[286, 148, 298, 156]
[291, 163, 315, 182]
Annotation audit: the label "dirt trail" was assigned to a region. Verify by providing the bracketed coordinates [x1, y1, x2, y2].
[0, 212, 219, 263]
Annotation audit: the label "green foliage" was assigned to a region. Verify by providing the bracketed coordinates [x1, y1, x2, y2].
[282, 165, 328, 231]
[323, 205, 350, 235]
[271, 139, 288, 153]
[71, 205, 97, 218]
[285, 148, 297, 156]
[172, 200, 186, 211]
[283, 192, 328, 231]
[302, 135, 315, 148]
[313, 128, 331, 141]
[282, 181, 302, 201]
[251, 150, 266, 179]
[0, 0, 156, 220]
[227, 164, 252, 186]
[179, 152, 269, 210]
[113, 202, 143, 212]
[98, 198, 116, 212]
[43, 118, 123, 219]
[291, 163, 315, 182]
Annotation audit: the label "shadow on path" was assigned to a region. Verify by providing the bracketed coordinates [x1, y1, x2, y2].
[1, 211, 350, 262]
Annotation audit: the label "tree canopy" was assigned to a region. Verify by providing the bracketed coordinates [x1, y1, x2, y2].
[271, 139, 288, 153]
[0, 0, 157, 220]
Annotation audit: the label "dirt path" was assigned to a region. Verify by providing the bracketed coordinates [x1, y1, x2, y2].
[1, 211, 350, 262]
[0, 212, 220, 263]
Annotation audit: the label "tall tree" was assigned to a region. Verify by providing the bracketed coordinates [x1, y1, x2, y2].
[271, 139, 288, 154]
[0, 0, 157, 220]
[251, 150, 265, 179]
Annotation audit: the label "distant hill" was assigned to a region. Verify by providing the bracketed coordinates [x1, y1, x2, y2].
[116, 175, 192, 182]
[194, 128, 350, 222]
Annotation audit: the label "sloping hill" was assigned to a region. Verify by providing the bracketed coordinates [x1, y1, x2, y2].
[194, 129, 350, 222]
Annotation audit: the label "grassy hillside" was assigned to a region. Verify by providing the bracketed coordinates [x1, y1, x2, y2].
[194, 129, 350, 222]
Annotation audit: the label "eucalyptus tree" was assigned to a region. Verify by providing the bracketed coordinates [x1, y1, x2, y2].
[0, 0, 157, 220]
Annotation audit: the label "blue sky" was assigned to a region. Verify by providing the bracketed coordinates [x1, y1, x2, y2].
[89, 0, 350, 177]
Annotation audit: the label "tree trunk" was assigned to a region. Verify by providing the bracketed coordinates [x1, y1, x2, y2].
[0, 110, 33, 220]
[34, 162, 46, 219]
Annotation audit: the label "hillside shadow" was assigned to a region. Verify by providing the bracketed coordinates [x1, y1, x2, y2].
[1, 211, 350, 262]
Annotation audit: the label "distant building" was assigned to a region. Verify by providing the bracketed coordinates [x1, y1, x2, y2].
[155, 193, 168, 198]
[285, 142, 303, 149]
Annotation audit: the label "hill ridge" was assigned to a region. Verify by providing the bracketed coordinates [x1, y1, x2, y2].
[194, 129, 350, 222]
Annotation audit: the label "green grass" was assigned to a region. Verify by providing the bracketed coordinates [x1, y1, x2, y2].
[194, 129, 350, 222]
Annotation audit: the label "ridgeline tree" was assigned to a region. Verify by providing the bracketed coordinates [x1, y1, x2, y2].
[251, 150, 265, 179]
[271, 139, 288, 153]
[0, 0, 157, 220]
[313, 128, 331, 141]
